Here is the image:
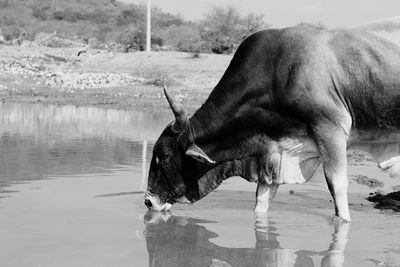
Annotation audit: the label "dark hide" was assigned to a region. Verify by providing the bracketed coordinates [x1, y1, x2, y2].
[184, 134, 281, 202]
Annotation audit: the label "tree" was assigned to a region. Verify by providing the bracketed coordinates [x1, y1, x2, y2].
[200, 6, 269, 54]
[119, 25, 145, 52]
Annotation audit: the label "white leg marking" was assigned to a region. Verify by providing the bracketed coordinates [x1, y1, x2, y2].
[333, 190, 351, 222]
[329, 169, 351, 222]
[254, 183, 278, 213]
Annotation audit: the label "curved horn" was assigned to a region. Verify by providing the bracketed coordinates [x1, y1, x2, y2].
[163, 85, 186, 119]
[163, 85, 187, 132]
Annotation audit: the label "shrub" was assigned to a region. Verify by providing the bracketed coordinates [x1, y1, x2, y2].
[159, 24, 202, 52]
[2, 25, 22, 41]
[153, 7, 184, 28]
[1, 15, 16, 26]
[297, 22, 326, 29]
[116, 7, 145, 26]
[151, 36, 163, 47]
[176, 39, 202, 54]
[201, 29, 234, 54]
[118, 26, 146, 51]
[51, 9, 90, 23]
[200, 6, 268, 54]
[52, 10, 65, 21]
[89, 9, 110, 24]
[32, 6, 50, 20]
[34, 32, 82, 48]
[0, 0, 10, 8]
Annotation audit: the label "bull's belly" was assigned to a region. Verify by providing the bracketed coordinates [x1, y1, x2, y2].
[274, 135, 321, 185]
[275, 128, 400, 184]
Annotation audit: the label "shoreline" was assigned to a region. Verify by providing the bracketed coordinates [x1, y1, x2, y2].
[0, 81, 206, 112]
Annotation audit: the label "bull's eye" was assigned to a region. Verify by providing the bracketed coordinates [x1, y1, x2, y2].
[155, 155, 169, 165]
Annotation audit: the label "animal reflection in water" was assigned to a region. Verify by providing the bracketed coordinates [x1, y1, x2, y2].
[143, 211, 349, 267]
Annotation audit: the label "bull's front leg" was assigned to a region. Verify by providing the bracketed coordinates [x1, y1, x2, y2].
[254, 182, 279, 213]
[310, 122, 352, 222]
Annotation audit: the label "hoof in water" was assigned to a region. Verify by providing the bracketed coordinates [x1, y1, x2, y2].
[328, 214, 351, 224]
[254, 204, 269, 213]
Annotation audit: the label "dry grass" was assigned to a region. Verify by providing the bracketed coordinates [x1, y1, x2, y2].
[79, 50, 232, 91]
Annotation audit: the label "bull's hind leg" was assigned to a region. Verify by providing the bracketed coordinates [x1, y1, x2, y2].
[310, 123, 351, 222]
[254, 182, 279, 213]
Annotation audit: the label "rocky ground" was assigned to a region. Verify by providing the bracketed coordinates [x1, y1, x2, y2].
[0, 44, 232, 111]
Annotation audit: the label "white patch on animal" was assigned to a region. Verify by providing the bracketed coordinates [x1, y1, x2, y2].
[276, 136, 321, 184]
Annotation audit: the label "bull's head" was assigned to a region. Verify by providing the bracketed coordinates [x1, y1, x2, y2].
[144, 86, 216, 211]
[144, 86, 322, 211]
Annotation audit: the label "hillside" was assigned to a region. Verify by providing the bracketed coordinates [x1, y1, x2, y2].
[0, 0, 268, 54]
[0, 0, 185, 48]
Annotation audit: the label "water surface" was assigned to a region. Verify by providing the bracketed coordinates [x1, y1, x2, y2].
[0, 103, 399, 267]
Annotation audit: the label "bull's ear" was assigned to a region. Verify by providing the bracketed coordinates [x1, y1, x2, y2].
[186, 144, 215, 164]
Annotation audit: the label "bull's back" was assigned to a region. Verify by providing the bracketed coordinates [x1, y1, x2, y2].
[327, 19, 400, 129]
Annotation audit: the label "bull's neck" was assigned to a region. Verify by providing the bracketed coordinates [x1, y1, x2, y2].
[188, 84, 239, 141]
[193, 159, 250, 201]
[187, 84, 268, 148]
[190, 85, 236, 143]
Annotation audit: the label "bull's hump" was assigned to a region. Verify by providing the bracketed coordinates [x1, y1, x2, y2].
[352, 16, 400, 32]
[351, 17, 400, 46]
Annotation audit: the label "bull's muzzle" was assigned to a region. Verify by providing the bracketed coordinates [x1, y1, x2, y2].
[144, 193, 172, 212]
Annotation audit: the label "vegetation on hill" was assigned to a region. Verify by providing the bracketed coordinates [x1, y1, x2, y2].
[0, 0, 268, 53]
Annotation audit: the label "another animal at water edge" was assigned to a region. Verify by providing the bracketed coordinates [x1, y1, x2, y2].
[145, 17, 400, 222]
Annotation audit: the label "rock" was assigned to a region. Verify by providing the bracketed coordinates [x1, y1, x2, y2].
[367, 191, 400, 212]
[350, 175, 384, 188]
[0, 55, 145, 91]
[209, 259, 232, 267]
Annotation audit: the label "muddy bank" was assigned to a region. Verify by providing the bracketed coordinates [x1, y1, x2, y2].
[367, 191, 400, 212]
[0, 45, 231, 111]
